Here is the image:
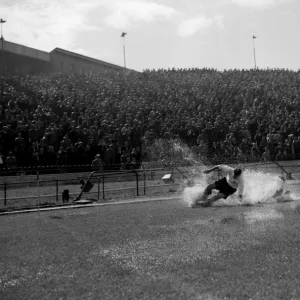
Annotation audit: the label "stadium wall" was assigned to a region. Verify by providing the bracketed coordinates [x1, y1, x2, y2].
[1, 39, 51, 76]
[3, 40, 50, 61]
[50, 48, 125, 75]
[1, 40, 130, 78]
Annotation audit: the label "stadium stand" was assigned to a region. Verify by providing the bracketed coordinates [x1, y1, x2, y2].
[1, 67, 300, 174]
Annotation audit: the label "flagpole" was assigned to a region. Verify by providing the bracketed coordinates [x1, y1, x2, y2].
[252, 35, 257, 70]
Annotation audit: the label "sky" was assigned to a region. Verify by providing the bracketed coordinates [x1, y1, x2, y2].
[0, 0, 300, 71]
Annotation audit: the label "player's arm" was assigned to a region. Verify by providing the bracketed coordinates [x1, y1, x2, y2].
[203, 165, 221, 174]
[204, 164, 233, 174]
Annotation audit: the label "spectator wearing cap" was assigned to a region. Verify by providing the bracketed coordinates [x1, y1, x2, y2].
[250, 143, 261, 161]
[104, 144, 116, 169]
[83, 145, 95, 165]
[284, 135, 294, 160]
[239, 138, 250, 157]
[38, 147, 47, 166]
[60, 136, 71, 149]
[6, 151, 17, 169]
[65, 146, 77, 165]
[45, 145, 58, 166]
[120, 151, 127, 170]
[92, 154, 104, 170]
[57, 148, 68, 166]
[276, 149, 285, 161]
[2, 126, 15, 156]
[130, 148, 140, 169]
[41, 134, 50, 151]
[292, 136, 300, 160]
[258, 134, 267, 154]
[68, 123, 78, 144]
[15, 132, 25, 166]
[48, 127, 58, 149]
[0, 151, 7, 171]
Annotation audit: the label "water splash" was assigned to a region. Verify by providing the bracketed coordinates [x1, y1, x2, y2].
[172, 141, 204, 167]
[182, 169, 297, 207]
[148, 138, 206, 167]
[153, 138, 298, 207]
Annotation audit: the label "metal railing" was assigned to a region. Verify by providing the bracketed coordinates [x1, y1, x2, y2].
[0, 167, 182, 211]
[0, 161, 300, 212]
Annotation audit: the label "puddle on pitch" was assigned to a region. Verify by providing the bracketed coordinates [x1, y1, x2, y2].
[243, 208, 284, 224]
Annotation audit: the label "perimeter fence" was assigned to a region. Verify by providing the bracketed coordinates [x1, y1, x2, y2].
[0, 161, 300, 212]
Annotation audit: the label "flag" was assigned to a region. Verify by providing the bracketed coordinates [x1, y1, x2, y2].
[0, 19, 6, 23]
[253, 35, 257, 39]
[121, 32, 127, 37]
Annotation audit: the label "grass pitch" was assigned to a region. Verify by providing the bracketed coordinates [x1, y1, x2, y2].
[1, 199, 300, 300]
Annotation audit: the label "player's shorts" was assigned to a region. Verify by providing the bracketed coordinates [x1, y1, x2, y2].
[214, 177, 237, 199]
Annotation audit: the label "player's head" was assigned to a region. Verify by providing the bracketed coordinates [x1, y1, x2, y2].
[233, 168, 242, 178]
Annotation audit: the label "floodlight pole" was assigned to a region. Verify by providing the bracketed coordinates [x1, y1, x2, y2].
[252, 36, 257, 70]
[1, 36, 3, 96]
[0, 18, 5, 96]
[121, 32, 127, 76]
[122, 35, 127, 70]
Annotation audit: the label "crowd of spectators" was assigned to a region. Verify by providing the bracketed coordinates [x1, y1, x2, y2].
[0, 68, 300, 171]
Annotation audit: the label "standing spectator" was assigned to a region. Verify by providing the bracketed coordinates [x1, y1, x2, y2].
[104, 144, 115, 169]
[120, 151, 127, 170]
[60, 135, 71, 149]
[30, 149, 40, 166]
[40, 134, 49, 151]
[276, 150, 285, 161]
[6, 151, 17, 169]
[0, 151, 6, 171]
[292, 136, 300, 160]
[84, 145, 94, 164]
[92, 154, 104, 170]
[250, 143, 261, 161]
[38, 147, 47, 166]
[57, 148, 68, 165]
[45, 146, 58, 166]
[15, 132, 25, 166]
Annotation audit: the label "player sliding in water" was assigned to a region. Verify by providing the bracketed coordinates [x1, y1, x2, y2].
[190, 165, 244, 207]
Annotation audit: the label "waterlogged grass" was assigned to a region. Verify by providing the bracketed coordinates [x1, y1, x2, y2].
[1, 200, 300, 299]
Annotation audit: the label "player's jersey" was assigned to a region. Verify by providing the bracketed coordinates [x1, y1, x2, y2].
[217, 165, 244, 197]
